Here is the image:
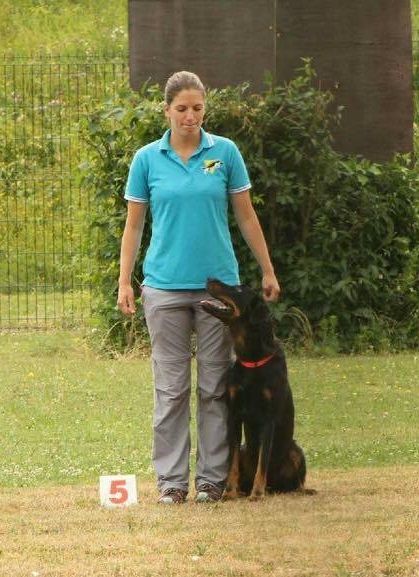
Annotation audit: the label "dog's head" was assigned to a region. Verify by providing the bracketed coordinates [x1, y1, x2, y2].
[200, 279, 275, 356]
[200, 279, 258, 323]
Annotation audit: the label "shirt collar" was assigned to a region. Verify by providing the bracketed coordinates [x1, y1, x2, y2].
[159, 128, 215, 152]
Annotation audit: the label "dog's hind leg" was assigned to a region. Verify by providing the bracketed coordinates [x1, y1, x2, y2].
[269, 441, 316, 494]
[249, 421, 275, 501]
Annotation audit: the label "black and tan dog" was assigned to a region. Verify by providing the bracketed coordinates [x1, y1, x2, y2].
[201, 279, 312, 500]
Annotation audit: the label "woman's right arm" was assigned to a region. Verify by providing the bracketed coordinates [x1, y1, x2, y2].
[117, 201, 148, 316]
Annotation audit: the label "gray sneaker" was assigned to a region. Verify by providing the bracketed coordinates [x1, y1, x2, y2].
[158, 488, 187, 504]
[195, 484, 223, 503]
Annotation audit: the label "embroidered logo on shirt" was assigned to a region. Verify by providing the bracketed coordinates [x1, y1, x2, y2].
[203, 159, 223, 174]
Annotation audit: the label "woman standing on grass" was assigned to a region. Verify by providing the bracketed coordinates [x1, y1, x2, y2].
[117, 71, 280, 504]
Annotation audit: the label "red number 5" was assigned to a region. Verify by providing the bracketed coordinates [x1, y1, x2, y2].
[109, 479, 129, 504]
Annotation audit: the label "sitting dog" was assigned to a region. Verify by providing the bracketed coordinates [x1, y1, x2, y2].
[201, 279, 313, 500]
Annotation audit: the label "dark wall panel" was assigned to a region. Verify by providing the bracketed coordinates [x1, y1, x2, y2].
[276, 0, 413, 160]
[129, 0, 413, 161]
[129, 0, 275, 91]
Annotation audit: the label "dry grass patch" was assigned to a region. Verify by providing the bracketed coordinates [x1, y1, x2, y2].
[1, 466, 418, 577]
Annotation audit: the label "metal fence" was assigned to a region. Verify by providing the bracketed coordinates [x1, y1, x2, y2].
[0, 54, 128, 329]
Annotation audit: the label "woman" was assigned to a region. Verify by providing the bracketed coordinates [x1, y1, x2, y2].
[117, 71, 280, 504]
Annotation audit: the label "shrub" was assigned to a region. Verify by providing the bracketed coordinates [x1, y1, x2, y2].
[81, 61, 419, 352]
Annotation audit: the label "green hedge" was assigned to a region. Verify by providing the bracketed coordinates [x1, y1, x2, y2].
[81, 61, 419, 353]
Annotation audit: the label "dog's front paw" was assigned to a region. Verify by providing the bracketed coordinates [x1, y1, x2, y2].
[223, 488, 239, 500]
[249, 491, 265, 501]
[298, 487, 317, 496]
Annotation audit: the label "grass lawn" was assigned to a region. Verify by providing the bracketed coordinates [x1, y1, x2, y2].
[0, 331, 417, 487]
[0, 331, 418, 576]
[1, 468, 418, 577]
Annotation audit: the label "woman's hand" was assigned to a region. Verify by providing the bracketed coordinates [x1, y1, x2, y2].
[117, 283, 136, 316]
[262, 272, 281, 302]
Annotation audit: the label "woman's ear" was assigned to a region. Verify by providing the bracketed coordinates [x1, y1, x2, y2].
[164, 103, 170, 123]
[248, 297, 272, 326]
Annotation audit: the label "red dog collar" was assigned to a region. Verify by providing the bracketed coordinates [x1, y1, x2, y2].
[238, 353, 275, 368]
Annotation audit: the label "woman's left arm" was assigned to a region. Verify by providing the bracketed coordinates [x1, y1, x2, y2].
[231, 190, 281, 302]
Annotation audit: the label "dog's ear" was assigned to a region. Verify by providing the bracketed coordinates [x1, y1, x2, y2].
[248, 296, 272, 326]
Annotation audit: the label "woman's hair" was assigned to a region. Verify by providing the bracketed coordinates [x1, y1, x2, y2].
[164, 71, 205, 105]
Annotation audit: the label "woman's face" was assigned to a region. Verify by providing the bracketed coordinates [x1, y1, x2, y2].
[164, 89, 205, 138]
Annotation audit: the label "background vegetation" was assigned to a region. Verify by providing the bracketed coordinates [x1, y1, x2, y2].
[1, 1, 418, 351]
[82, 63, 419, 353]
[0, 0, 127, 55]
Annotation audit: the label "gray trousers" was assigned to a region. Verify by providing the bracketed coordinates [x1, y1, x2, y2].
[141, 286, 233, 493]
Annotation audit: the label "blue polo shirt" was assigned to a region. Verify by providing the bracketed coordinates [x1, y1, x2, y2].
[124, 128, 251, 289]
